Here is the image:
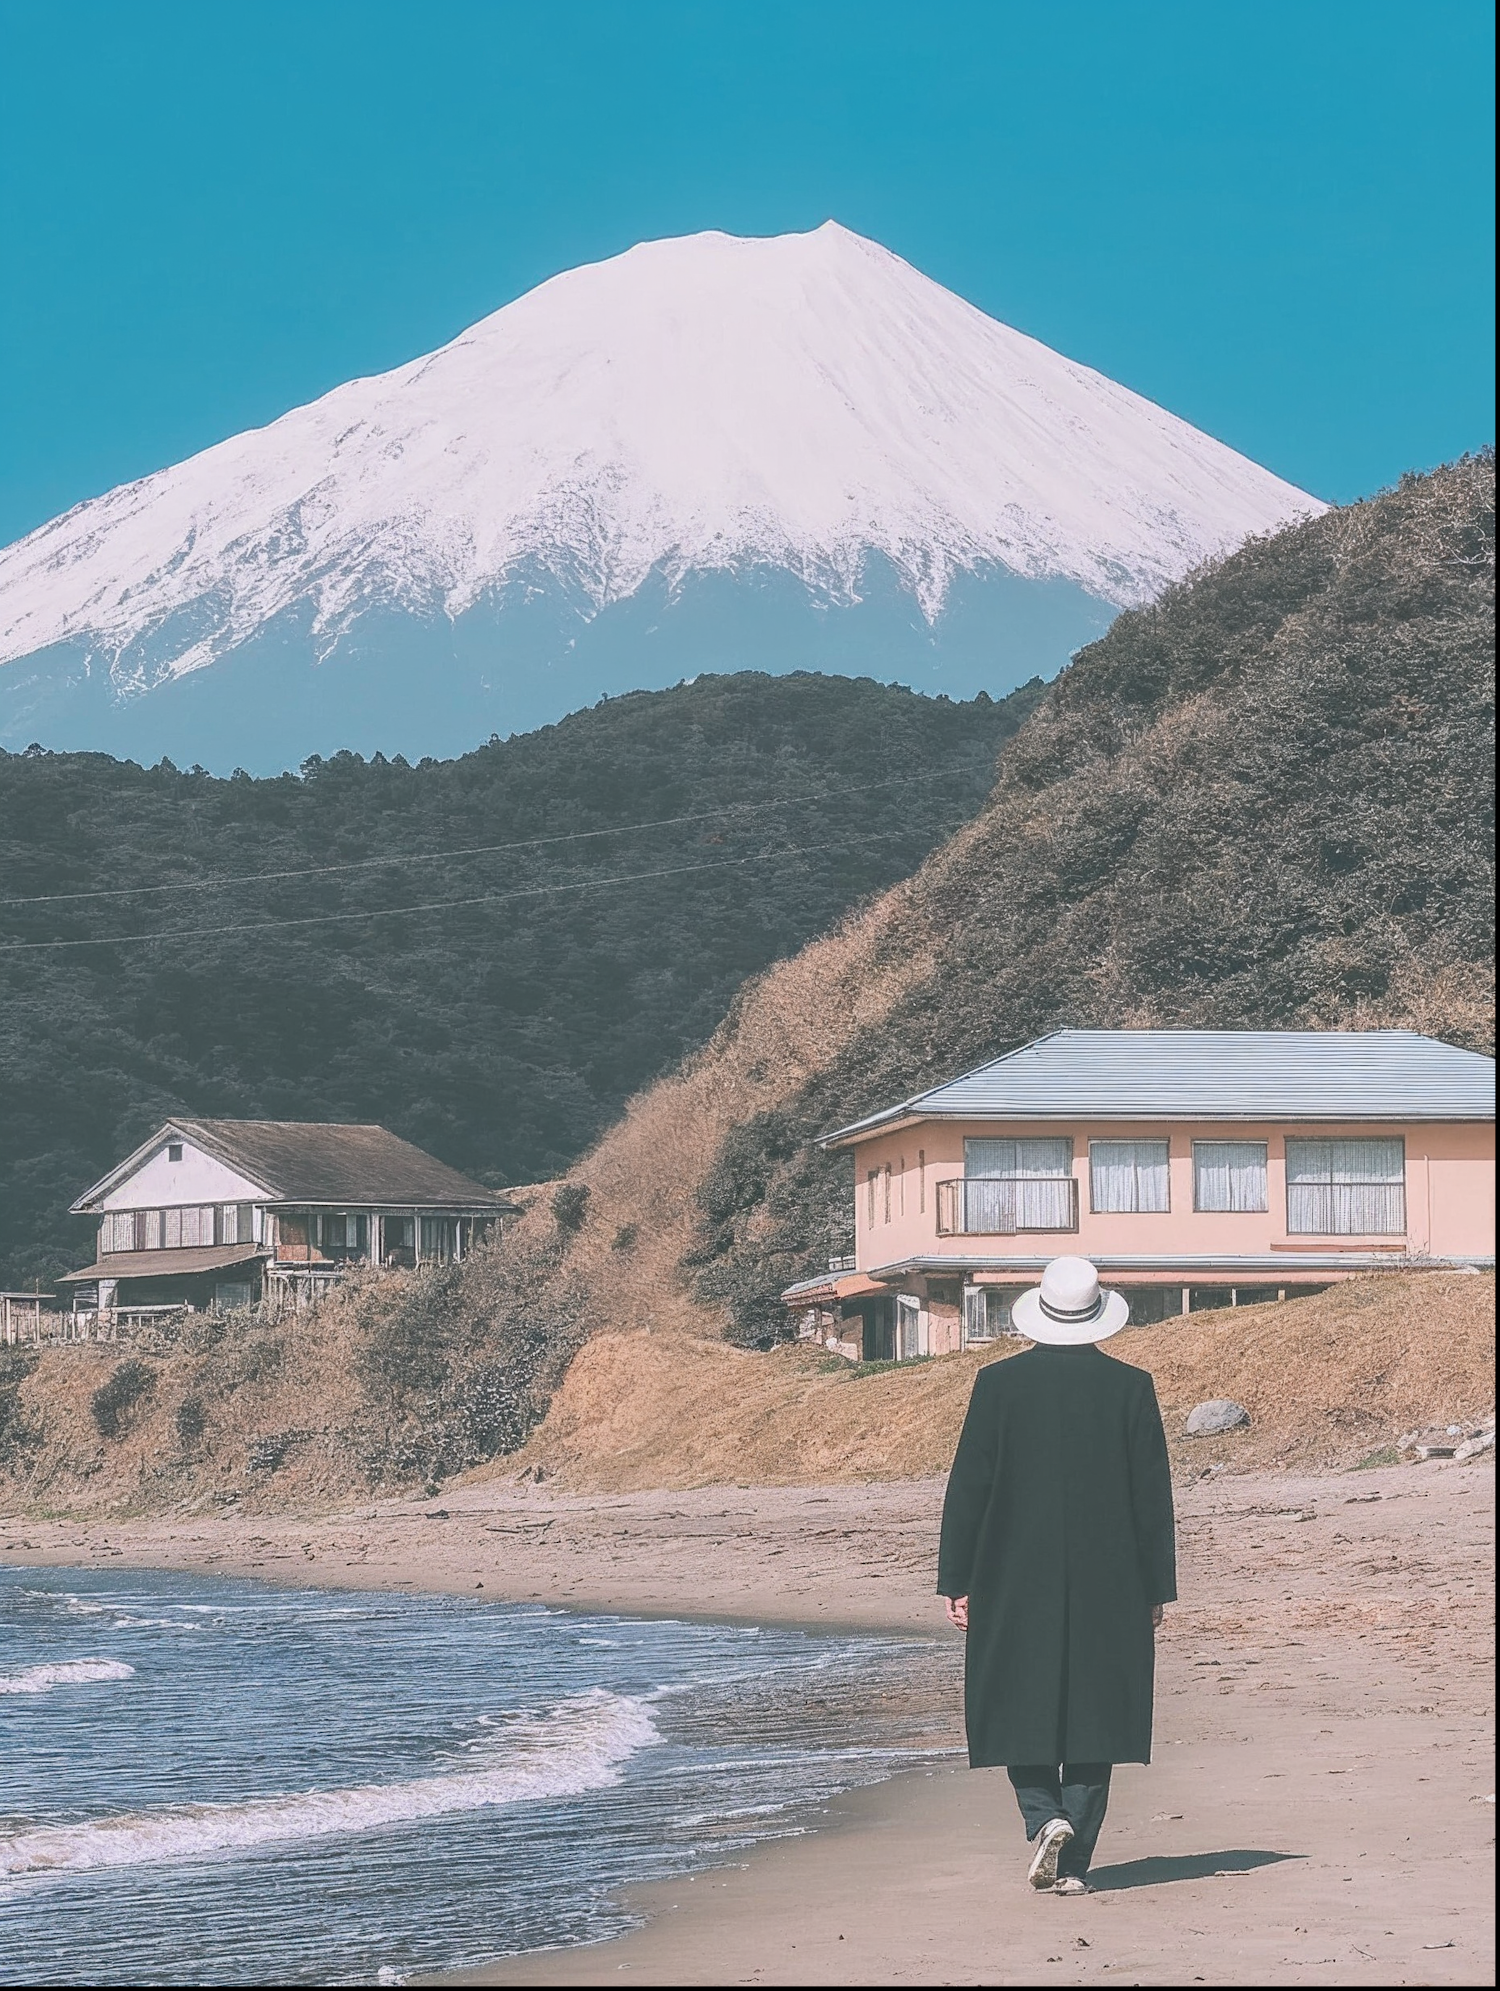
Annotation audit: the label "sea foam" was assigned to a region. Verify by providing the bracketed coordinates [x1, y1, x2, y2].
[0, 1689, 658, 1878]
[0, 1658, 135, 1695]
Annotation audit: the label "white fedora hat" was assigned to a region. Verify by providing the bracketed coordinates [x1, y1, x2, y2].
[1010, 1256, 1130, 1345]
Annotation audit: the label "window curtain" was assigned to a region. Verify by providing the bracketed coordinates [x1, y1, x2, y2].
[963, 1138, 1073, 1230]
[178, 1205, 214, 1247]
[961, 1286, 989, 1343]
[1089, 1139, 1170, 1213]
[1194, 1141, 1269, 1212]
[1286, 1138, 1405, 1235]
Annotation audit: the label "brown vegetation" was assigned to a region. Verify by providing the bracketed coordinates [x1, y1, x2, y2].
[0, 1238, 587, 1515]
[1, 1272, 1489, 1515]
[510, 1270, 1495, 1489]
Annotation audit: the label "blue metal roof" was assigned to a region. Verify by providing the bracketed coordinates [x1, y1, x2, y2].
[823, 1030, 1496, 1142]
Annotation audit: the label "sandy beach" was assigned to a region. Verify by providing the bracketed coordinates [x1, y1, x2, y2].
[3, 1459, 1493, 1985]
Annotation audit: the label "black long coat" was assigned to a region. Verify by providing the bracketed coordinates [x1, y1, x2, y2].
[937, 1344, 1177, 1768]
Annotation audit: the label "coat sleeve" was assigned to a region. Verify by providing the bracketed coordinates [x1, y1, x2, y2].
[1128, 1372, 1178, 1604]
[936, 1369, 1000, 1597]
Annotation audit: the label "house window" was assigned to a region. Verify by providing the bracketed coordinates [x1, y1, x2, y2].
[896, 1295, 924, 1360]
[167, 1143, 183, 1162]
[181, 1205, 214, 1247]
[918, 1149, 926, 1213]
[1285, 1137, 1406, 1235]
[882, 1164, 892, 1224]
[960, 1138, 1075, 1232]
[100, 1211, 131, 1254]
[962, 1286, 1025, 1344]
[1120, 1286, 1177, 1325]
[320, 1214, 368, 1254]
[1194, 1141, 1269, 1212]
[866, 1171, 878, 1228]
[1090, 1139, 1170, 1213]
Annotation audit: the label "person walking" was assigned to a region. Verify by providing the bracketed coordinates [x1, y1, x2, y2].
[938, 1255, 1177, 1895]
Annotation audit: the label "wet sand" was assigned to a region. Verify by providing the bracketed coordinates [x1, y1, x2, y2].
[3, 1460, 1493, 1985]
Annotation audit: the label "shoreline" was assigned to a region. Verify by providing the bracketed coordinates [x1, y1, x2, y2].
[4, 1461, 1494, 1986]
[1, 1475, 960, 1635]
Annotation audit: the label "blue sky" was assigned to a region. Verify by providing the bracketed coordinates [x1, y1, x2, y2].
[0, 0, 1493, 547]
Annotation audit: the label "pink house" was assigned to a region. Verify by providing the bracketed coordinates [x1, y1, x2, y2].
[782, 1030, 1496, 1361]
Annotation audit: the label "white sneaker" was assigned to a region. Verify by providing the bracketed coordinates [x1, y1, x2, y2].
[1027, 1817, 1074, 1890]
[1053, 1875, 1090, 1896]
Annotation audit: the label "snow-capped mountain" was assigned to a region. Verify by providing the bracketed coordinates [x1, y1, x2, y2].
[0, 223, 1322, 771]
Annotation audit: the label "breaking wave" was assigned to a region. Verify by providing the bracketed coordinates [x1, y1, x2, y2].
[0, 1689, 657, 1878]
[0, 1658, 136, 1695]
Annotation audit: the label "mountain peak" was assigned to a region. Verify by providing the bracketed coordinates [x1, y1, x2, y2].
[0, 225, 1322, 766]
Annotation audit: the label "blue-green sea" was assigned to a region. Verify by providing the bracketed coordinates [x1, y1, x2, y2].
[0, 1566, 955, 1985]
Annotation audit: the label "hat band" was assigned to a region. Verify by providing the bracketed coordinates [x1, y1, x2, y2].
[1039, 1292, 1105, 1324]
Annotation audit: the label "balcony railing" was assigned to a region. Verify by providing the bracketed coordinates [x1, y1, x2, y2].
[1287, 1181, 1406, 1237]
[935, 1175, 1080, 1236]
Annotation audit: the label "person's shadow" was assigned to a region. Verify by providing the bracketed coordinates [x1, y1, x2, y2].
[1088, 1850, 1300, 1891]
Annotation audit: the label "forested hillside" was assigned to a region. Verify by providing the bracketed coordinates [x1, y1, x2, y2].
[0, 672, 1039, 1284]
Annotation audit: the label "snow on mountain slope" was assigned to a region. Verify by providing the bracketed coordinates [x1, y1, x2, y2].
[0, 223, 1320, 698]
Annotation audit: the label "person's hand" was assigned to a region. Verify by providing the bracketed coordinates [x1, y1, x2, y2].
[945, 1595, 969, 1630]
[1151, 1603, 1165, 1631]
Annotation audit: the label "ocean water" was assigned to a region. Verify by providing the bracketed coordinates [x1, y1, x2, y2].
[0, 1566, 957, 1986]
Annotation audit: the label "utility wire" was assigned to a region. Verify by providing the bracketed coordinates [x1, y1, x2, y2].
[0, 827, 944, 952]
[0, 770, 966, 907]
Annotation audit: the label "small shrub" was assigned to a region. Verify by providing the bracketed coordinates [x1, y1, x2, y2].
[183, 1315, 228, 1355]
[1353, 1445, 1401, 1470]
[552, 1182, 591, 1233]
[354, 1234, 589, 1488]
[228, 1333, 285, 1388]
[248, 1430, 306, 1473]
[175, 1395, 207, 1443]
[91, 1360, 157, 1440]
[0, 1349, 39, 1464]
[360, 1264, 462, 1399]
[611, 1222, 638, 1252]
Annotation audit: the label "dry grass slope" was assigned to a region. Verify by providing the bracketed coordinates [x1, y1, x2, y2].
[509, 1272, 1495, 1491]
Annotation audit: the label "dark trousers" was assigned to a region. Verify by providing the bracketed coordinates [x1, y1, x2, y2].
[1007, 1763, 1113, 1876]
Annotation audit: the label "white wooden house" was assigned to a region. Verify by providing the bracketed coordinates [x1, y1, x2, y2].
[60, 1119, 516, 1319]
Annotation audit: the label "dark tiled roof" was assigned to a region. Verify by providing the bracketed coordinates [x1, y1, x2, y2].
[58, 1244, 268, 1282]
[173, 1120, 513, 1208]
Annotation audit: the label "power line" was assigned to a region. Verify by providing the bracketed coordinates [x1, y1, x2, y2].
[0, 770, 962, 907]
[0, 828, 940, 952]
